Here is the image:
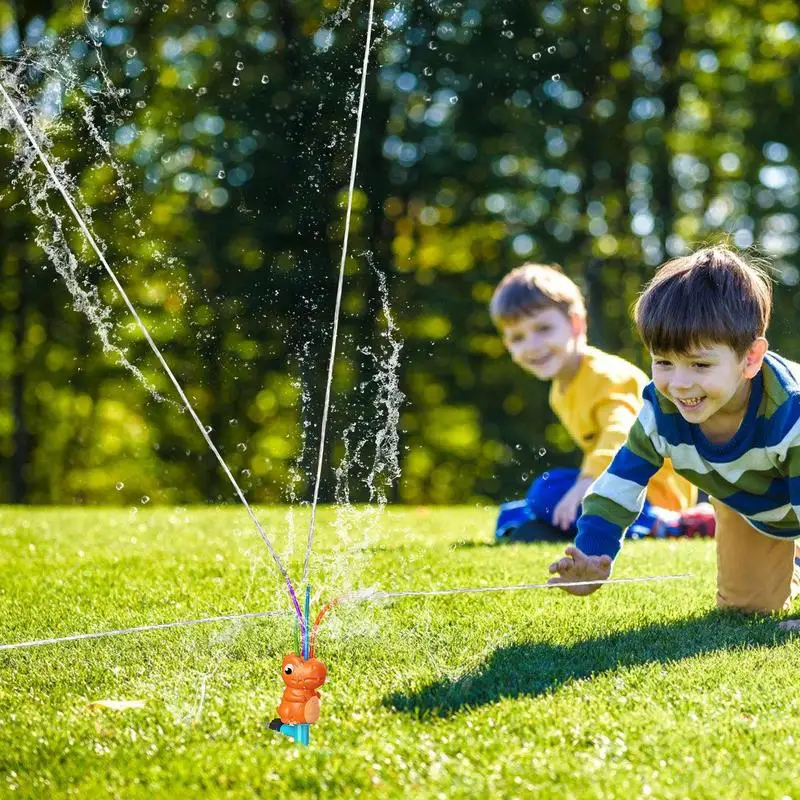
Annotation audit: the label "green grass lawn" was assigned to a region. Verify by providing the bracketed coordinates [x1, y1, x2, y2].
[3, 505, 800, 799]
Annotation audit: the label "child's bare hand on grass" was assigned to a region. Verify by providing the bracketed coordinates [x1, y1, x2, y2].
[548, 545, 612, 595]
[551, 476, 594, 530]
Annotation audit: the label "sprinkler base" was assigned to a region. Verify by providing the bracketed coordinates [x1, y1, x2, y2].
[269, 718, 310, 746]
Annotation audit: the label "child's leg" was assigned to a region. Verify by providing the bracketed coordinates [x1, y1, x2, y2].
[496, 467, 580, 539]
[495, 500, 534, 538]
[712, 499, 800, 612]
[526, 467, 581, 528]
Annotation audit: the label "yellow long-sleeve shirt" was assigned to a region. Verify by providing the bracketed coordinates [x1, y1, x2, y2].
[549, 346, 696, 511]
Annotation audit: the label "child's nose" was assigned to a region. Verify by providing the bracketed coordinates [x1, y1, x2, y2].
[670, 369, 693, 389]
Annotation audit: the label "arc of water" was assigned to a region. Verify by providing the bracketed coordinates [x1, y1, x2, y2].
[0, 610, 286, 652]
[0, 78, 305, 630]
[0, 573, 692, 653]
[361, 573, 693, 600]
[301, 0, 377, 588]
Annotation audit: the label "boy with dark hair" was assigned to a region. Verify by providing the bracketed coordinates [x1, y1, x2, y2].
[549, 246, 800, 613]
[490, 263, 706, 543]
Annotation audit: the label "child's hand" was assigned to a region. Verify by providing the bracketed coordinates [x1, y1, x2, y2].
[552, 476, 594, 530]
[548, 545, 612, 595]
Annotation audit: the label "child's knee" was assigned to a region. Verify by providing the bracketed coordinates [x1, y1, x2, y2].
[526, 467, 580, 522]
[715, 592, 793, 614]
[715, 568, 800, 613]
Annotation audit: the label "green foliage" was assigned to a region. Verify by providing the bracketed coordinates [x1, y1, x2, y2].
[1, 0, 800, 503]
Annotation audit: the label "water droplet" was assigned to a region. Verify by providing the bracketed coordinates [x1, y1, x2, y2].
[116, 482, 124, 491]
[197, 87, 207, 96]
[236, 61, 244, 71]
[126, 47, 137, 57]
[538, 448, 547, 456]
[242, 469, 251, 478]
[515, 444, 522, 450]
[533, 52, 542, 61]
[141, 495, 150, 504]
[130, 507, 138, 516]
[205, 425, 213, 433]
[261, 74, 270, 84]
[101, 0, 109, 6]
[428, 41, 438, 50]
[217, 170, 226, 178]
[161, 3, 169, 10]
[547, 45, 556, 54]
[232, 77, 240, 87]
[583, 6, 591, 13]
[229, 418, 238, 426]
[423, 66, 432, 76]
[551, 73, 561, 81]
[449, 96, 458, 105]
[135, 100, 146, 109]
[237, 442, 247, 452]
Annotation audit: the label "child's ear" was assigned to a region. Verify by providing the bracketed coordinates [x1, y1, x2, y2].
[743, 337, 768, 379]
[569, 312, 588, 338]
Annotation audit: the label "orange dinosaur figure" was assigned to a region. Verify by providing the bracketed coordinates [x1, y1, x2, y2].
[276, 653, 327, 724]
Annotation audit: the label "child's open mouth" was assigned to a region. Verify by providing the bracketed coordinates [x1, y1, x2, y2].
[674, 396, 706, 412]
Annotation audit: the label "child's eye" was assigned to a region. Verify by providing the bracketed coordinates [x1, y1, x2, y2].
[654, 360, 672, 367]
[694, 363, 711, 369]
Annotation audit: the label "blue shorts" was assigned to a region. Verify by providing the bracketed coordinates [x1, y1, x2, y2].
[496, 467, 665, 540]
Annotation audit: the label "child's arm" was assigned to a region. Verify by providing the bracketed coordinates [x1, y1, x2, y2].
[580, 394, 641, 479]
[552, 396, 641, 531]
[549, 409, 665, 594]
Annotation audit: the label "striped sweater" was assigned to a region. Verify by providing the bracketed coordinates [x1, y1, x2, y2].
[576, 352, 800, 559]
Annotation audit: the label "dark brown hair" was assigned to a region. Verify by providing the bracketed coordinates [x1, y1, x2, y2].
[634, 247, 772, 356]
[489, 263, 586, 326]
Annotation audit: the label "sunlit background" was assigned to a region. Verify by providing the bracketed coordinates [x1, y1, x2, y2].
[0, 0, 798, 506]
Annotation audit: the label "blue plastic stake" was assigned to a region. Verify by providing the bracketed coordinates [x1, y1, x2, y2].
[280, 723, 308, 745]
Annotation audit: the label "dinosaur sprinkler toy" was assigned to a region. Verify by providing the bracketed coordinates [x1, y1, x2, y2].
[269, 585, 341, 746]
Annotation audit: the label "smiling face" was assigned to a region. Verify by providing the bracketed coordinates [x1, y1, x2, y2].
[650, 339, 767, 433]
[500, 308, 585, 382]
[281, 654, 327, 691]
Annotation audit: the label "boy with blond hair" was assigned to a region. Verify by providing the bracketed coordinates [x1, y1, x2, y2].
[490, 263, 705, 542]
[549, 246, 800, 614]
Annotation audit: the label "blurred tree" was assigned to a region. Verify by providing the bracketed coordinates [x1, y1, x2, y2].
[1, 0, 799, 506]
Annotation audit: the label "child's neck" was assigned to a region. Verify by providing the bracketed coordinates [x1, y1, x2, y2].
[698, 378, 752, 446]
[553, 348, 584, 391]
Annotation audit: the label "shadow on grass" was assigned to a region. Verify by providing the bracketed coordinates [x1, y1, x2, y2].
[384, 611, 789, 718]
